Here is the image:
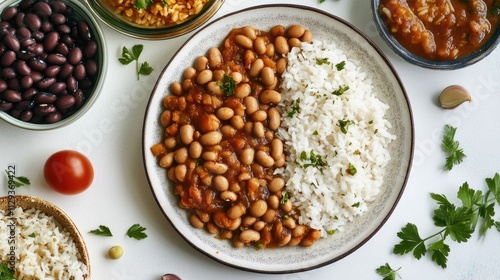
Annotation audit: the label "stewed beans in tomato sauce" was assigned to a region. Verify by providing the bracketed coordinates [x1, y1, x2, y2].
[380, 0, 500, 60]
[150, 25, 321, 248]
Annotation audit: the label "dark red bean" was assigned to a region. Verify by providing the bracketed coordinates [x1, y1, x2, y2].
[34, 92, 57, 103]
[55, 94, 75, 109]
[7, 78, 21, 91]
[66, 76, 77, 92]
[77, 21, 91, 41]
[48, 82, 66, 94]
[29, 71, 43, 83]
[17, 27, 31, 38]
[15, 12, 25, 28]
[16, 60, 31, 75]
[19, 0, 37, 11]
[56, 42, 69, 55]
[0, 79, 7, 92]
[1, 7, 19, 21]
[68, 47, 82, 65]
[73, 64, 86, 80]
[3, 89, 22, 102]
[41, 20, 53, 33]
[28, 57, 47, 71]
[50, 13, 66, 25]
[2, 68, 16, 79]
[24, 13, 41, 31]
[22, 88, 37, 100]
[32, 30, 44, 42]
[0, 101, 13, 111]
[33, 2, 52, 17]
[20, 110, 33, 121]
[46, 53, 66, 65]
[85, 59, 98, 77]
[44, 31, 59, 51]
[59, 34, 73, 46]
[83, 41, 97, 58]
[0, 27, 10, 38]
[45, 111, 62, 123]
[56, 24, 71, 34]
[10, 108, 21, 118]
[58, 63, 73, 79]
[73, 88, 84, 108]
[20, 37, 36, 48]
[20, 76, 33, 89]
[16, 50, 34, 60]
[49, 1, 67, 14]
[34, 104, 56, 115]
[37, 77, 56, 90]
[3, 35, 20, 52]
[45, 65, 60, 77]
[1, 50, 16, 67]
[79, 79, 92, 90]
[15, 100, 34, 110]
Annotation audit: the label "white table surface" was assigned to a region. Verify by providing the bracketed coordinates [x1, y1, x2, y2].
[2, 0, 500, 279]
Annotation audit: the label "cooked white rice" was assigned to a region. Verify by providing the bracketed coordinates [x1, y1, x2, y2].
[276, 39, 396, 237]
[0, 207, 88, 279]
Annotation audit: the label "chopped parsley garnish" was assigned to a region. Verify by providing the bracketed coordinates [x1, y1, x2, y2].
[280, 192, 290, 205]
[28, 233, 36, 238]
[336, 61, 346, 71]
[332, 85, 350, 96]
[374, 129, 379, 134]
[287, 98, 301, 117]
[0, 264, 16, 280]
[299, 150, 327, 174]
[338, 119, 355, 134]
[313, 130, 319, 135]
[133, 0, 154, 10]
[347, 163, 357, 175]
[89, 225, 113, 237]
[316, 58, 330, 65]
[217, 75, 236, 96]
[4, 170, 30, 188]
[327, 230, 336, 235]
[351, 202, 360, 208]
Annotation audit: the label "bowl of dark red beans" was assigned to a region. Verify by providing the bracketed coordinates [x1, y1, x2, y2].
[0, 0, 107, 130]
[372, 0, 500, 70]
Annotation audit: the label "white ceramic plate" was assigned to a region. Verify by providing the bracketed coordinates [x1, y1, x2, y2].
[143, 4, 414, 273]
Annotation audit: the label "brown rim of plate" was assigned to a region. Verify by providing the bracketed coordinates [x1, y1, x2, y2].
[0, 195, 90, 278]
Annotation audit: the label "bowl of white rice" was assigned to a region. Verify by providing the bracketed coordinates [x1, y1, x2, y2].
[143, 4, 414, 274]
[0, 195, 90, 279]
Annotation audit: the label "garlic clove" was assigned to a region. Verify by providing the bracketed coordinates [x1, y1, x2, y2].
[438, 85, 472, 109]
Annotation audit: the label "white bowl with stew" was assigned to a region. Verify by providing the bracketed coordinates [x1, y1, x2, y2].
[372, 0, 500, 70]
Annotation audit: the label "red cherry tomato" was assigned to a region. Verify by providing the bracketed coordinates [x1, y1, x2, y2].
[44, 150, 94, 195]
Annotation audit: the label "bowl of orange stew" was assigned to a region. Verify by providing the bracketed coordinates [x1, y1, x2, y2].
[372, 0, 500, 70]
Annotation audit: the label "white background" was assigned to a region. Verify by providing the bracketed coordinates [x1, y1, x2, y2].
[2, 0, 500, 279]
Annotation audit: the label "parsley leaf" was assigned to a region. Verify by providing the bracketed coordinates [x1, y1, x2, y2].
[376, 263, 401, 280]
[338, 119, 355, 134]
[441, 124, 466, 170]
[335, 61, 346, 71]
[299, 150, 327, 174]
[287, 98, 301, 117]
[4, 170, 30, 188]
[280, 192, 289, 205]
[127, 224, 148, 240]
[119, 44, 153, 80]
[0, 263, 16, 280]
[347, 163, 357, 175]
[316, 58, 330, 65]
[332, 85, 349, 96]
[89, 225, 113, 237]
[217, 75, 236, 96]
[134, 0, 154, 10]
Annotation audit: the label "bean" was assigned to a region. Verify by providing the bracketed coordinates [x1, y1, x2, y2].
[1, 7, 18, 21]
[3, 90, 22, 102]
[230, 115, 245, 130]
[248, 58, 264, 77]
[174, 147, 189, 164]
[48, 82, 66, 94]
[202, 151, 217, 161]
[2, 68, 16, 79]
[251, 110, 267, 122]
[175, 164, 187, 182]
[194, 56, 208, 71]
[275, 36, 290, 55]
[15, 100, 34, 111]
[265, 43, 275, 57]
[203, 161, 228, 174]
[207, 47, 222, 68]
[255, 150, 274, 168]
[1, 50, 16, 67]
[179, 124, 195, 145]
[68, 47, 83, 65]
[183, 67, 196, 79]
[45, 112, 62, 123]
[20, 76, 33, 89]
[220, 191, 237, 201]
[288, 38, 302, 48]
[271, 139, 283, 160]
[46, 53, 66, 65]
[37, 77, 56, 89]
[159, 152, 174, 168]
[213, 69, 225, 81]
[73, 89, 85, 108]
[301, 30, 313, 43]
[171, 82, 182, 95]
[287, 25, 305, 38]
[239, 148, 254, 165]
[188, 141, 202, 159]
[244, 96, 259, 115]
[58, 63, 73, 79]
[230, 72, 242, 84]
[24, 13, 41, 31]
[259, 89, 282, 104]
[260, 67, 275, 86]
[196, 69, 212, 85]
[249, 200, 267, 218]
[215, 107, 233, 120]
[271, 25, 286, 36]
[301, 230, 321, 247]
[3, 35, 20, 52]
[234, 34, 253, 49]
[189, 214, 205, 229]
[73, 64, 86, 80]
[227, 203, 246, 219]
[242, 216, 257, 227]
[276, 57, 287, 75]
[281, 199, 293, 213]
[213, 175, 229, 192]
[51, 13, 66, 25]
[83, 41, 98, 58]
[254, 37, 267, 55]
[200, 131, 222, 146]
[34, 104, 56, 115]
[268, 195, 279, 209]
[283, 218, 296, 229]
[267, 107, 281, 131]
[77, 21, 91, 41]
[262, 209, 276, 223]
[44, 31, 59, 51]
[20, 110, 33, 121]
[220, 125, 236, 137]
[234, 83, 251, 99]
[66, 76, 78, 93]
[253, 122, 265, 138]
[0, 79, 7, 92]
[206, 81, 222, 96]
[33, 1, 52, 17]
[253, 220, 265, 231]
[196, 210, 211, 223]
[239, 229, 260, 244]
[268, 177, 285, 193]
[85, 59, 98, 76]
[242, 26, 257, 40]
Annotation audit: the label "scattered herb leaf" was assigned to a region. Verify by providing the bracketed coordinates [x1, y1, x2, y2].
[280, 192, 289, 205]
[376, 263, 401, 280]
[336, 61, 346, 71]
[4, 170, 30, 188]
[442, 124, 466, 171]
[28, 233, 36, 238]
[119, 44, 153, 80]
[327, 229, 335, 235]
[316, 58, 330, 65]
[347, 163, 357, 176]
[133, 0, 154, 10]
[299, 150, 327, 174]
[127, 224, 148, 240]
[217, 75, 236, 96]
[313, 130, 319, 135]
[338, 119, 355, 134]
[89, 225, 113, 237]
[332, 85, 350, 96]
[0, 264, 16, 280]
[287, 98, 301, 117]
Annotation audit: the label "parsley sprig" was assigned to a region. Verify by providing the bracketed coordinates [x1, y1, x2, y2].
[393, 173, 500, 268]
[0, 264, 16, 280]
[287, 98, 301, 117]
[298, 150, 327, 174]
[376, 263, 401, 280]
[442, 124, 466, 170]
[4, 170, 30, 188]
[119, 44, 153, 80]
[217, 75, 236, 96]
